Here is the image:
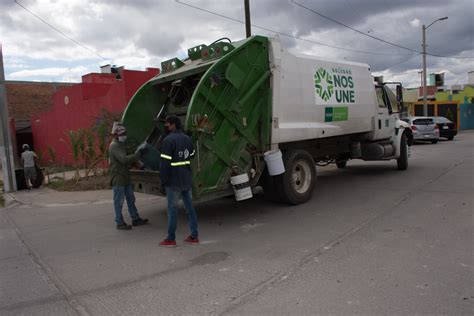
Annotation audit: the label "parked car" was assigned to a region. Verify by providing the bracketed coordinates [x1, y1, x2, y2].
[401, 117, 439, 144]
[430, 116, 457, 140]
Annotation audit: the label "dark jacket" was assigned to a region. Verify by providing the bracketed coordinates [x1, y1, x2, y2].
[160, 130, 195, 189]
[109, 139, 138, 186]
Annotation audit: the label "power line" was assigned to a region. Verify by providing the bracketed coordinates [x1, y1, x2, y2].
[174, 0, 408, 56]
[425, 52, 474, 59]
[14, 0, 109, 61]
[290, 0, 420, 53]
[291, 0, 474, 59]
[384, 53, 421, 70]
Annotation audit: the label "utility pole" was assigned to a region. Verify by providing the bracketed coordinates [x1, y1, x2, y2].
[0, 44, 16, 192]
[244, 0, 251, 38]
[422, 24, 428, 116]
[421, 16, 448, 117]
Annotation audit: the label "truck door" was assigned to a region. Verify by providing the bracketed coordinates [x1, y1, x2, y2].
[374, 86, 396, 140]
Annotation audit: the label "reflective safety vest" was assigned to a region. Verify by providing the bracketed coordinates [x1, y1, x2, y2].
[160, 130, 195, 189]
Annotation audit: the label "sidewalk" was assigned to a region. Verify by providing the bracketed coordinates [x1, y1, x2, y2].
[2, 167, 132, 208]
[4, 186, 163, 209]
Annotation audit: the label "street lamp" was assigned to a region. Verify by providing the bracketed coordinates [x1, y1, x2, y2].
[422, 16, 448, 116]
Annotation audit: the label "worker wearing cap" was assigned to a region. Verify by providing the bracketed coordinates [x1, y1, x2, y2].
[20, 144, 37, 190]
[159, 115, 199, 247]
[109, 123, 149, 230]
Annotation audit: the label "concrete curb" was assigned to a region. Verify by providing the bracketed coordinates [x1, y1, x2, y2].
[2, 188, 164, 209]
[3, 192, 24, 208]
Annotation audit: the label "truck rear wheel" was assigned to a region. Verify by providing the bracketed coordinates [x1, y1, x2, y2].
[397, 133, 408, 170]
[275, 150, 316, 205]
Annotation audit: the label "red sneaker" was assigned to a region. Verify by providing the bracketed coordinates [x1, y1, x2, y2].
[184, 235, 199, 244]
[159, 239, 176, 247]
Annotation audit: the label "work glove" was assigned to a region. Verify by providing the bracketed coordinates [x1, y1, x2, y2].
[134, 160, 145, 170]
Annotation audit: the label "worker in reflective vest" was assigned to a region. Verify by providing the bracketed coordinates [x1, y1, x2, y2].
[159, 115, 199, 247]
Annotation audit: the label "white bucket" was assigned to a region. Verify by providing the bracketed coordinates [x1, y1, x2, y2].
[264, 149, 285, 176]
[230, 173, 253, 201]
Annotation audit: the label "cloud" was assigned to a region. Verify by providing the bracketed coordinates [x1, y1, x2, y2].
[410, 18, 421, 28]
[8, 66, 89, 82]
[1, 0, 473, 86]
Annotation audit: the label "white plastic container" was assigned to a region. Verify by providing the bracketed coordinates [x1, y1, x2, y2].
[264, 149, 285, 176]
[230, 173, 253, 201]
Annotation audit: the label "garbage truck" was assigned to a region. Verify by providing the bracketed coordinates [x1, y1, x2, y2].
[121, 35, 412, 205]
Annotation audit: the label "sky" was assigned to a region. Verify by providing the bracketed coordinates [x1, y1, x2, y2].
[1, 0, 473, 88]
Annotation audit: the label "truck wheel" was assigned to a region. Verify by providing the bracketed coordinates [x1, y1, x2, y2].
[275, 150, 316, 205]
[336, 160, 347, 169]
[397, 134, 408, 171]
[447, 136, 454, 141]
[431, 140, 438, 144]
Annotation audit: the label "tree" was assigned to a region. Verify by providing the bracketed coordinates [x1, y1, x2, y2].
[63, 129, 84, 181]
[91, 109, 122, 174]
[47, 146, 57, 165]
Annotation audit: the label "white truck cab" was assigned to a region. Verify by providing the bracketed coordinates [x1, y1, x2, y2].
[263, 37, 412, 204]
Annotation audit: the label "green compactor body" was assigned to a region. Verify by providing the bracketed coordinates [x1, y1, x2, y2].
[121, 36, 272, 201]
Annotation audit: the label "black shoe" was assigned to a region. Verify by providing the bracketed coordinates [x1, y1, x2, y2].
[116, 223, 132, 230]
[132, 218, 149, 226]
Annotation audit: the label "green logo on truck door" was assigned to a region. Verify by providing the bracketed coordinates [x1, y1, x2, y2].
[314, 68, 334, 101]
[314, 67, 355, 104]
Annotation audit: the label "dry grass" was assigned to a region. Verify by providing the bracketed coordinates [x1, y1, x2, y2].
[48, 175, 109, 191]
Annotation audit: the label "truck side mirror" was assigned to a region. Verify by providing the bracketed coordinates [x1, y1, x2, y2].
[396, 85, 403, 103]
[396, 84, 408, 118]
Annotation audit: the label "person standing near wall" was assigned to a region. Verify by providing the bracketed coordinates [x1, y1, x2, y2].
[20, 144, 36, 190]
[109, 123, 149, 230]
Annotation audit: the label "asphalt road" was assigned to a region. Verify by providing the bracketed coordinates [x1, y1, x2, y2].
[1, 131, 473, 315]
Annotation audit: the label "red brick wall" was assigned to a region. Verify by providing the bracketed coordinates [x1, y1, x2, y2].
[31, 68, 159, 166]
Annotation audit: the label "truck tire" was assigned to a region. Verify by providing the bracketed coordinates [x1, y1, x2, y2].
[397, 134, 408, 170]
[274, 150, 316, 205]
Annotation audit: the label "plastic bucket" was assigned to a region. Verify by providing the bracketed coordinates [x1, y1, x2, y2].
[264, 149, 285, 176]
[230, 173, 253, 201]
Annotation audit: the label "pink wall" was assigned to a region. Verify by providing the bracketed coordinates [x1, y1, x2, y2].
[419, 86, 438, 97]
[31, 68, 159, 166]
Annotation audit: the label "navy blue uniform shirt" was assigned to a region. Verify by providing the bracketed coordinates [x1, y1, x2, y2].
[160, 130, 195, 189]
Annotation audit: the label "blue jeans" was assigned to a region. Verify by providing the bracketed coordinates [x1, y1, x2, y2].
[166, 187, 198, 241]
[113, 184, 140, 225]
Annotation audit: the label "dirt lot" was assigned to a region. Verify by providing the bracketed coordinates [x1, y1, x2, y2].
[48, 175, 109, 191]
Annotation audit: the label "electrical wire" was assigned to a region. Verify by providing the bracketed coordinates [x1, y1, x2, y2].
[14, 0, 109, 61]
[424, 52, 474, 59]
[175, 0, 407, 56]
[291, 0, 474, 59]
[383, 53, 421, 70]
[290, 0, 420, 53]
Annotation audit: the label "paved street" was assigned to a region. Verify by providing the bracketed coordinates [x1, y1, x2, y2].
[1, 131, 472, 315]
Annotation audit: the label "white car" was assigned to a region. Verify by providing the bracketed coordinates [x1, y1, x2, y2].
[401, 117, 439, 144]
